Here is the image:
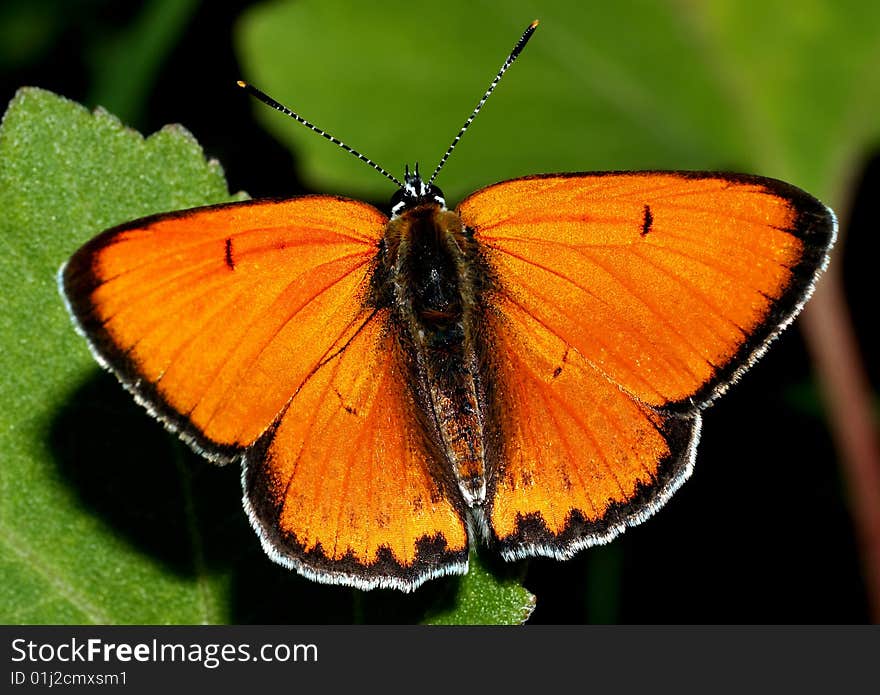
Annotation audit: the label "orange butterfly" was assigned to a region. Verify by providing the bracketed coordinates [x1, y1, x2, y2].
[60, 21, 835, 591]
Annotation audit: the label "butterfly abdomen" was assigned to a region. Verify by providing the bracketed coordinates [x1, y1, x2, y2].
[377, 204, 493, 505]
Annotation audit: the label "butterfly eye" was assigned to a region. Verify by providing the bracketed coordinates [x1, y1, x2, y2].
[389, 188, 408, 216]
[426, 183, 446, 208]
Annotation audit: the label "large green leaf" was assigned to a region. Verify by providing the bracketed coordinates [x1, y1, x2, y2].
[0, 88, 238, 623]
[0, 88, 535, 625]
[237, 0, 880, 207]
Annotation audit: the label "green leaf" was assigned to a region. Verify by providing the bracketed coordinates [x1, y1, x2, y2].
[0, 88, 238, 623]
[422, 552, 535, 625]
[237, 0, 880, 207]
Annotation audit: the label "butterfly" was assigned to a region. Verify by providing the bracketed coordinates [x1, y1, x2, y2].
[60, 21, 836, 591]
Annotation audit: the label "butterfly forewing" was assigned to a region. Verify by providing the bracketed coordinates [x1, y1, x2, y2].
[459, 172, 836, 411]
[62, 197, 384, 459]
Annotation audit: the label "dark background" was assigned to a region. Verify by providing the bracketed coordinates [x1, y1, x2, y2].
[2, 0, 876, 623]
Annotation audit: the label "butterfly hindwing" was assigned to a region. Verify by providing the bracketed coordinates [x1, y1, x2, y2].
[481, 300, 700, 557]
[243, 309, 470, 590]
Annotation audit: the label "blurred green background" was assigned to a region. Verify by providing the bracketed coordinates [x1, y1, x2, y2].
[1, 0, 878, 623]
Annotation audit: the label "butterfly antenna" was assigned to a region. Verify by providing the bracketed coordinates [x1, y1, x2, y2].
[427, 19, 539, 186]
[237, 80, 403, 188]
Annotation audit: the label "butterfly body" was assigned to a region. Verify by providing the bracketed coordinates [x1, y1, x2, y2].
[379, 187, 494, 506]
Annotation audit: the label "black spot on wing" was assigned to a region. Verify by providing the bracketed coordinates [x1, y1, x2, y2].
[641, 204, 653, 237]
[224, 238, 235, 270]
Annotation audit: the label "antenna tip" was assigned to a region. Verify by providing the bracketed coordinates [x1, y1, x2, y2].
[236, 80, 248, 89]
[530, 19, 540, 28]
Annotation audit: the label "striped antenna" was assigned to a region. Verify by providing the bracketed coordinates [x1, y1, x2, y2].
[237, 80, 403, 189]
[427, 19, 539, 186]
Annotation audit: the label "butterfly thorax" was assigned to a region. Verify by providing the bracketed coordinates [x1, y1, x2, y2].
[376, 201, 489, 506]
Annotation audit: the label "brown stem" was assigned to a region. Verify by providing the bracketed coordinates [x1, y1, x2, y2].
[800, 264, 880, 622]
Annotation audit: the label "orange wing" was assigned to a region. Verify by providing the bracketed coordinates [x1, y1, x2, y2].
[62, 196, 469, 588]
[243, 311, 469, 590]
[459, 172, 835, 555]
[459, 172, 836, 410]
[61, 196, 384, 461]
[482, 301, 699, 558]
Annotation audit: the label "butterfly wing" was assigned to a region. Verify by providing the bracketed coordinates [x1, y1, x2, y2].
[243, 310, 470, 590]
[61, 196, 384, 461]
[482, 299, 700, 558]
[458, 172, 835, 555]
[62, 196, 469, 587]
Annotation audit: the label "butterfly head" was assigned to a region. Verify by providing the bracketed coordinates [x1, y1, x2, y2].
[390, 164, 446, 218]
